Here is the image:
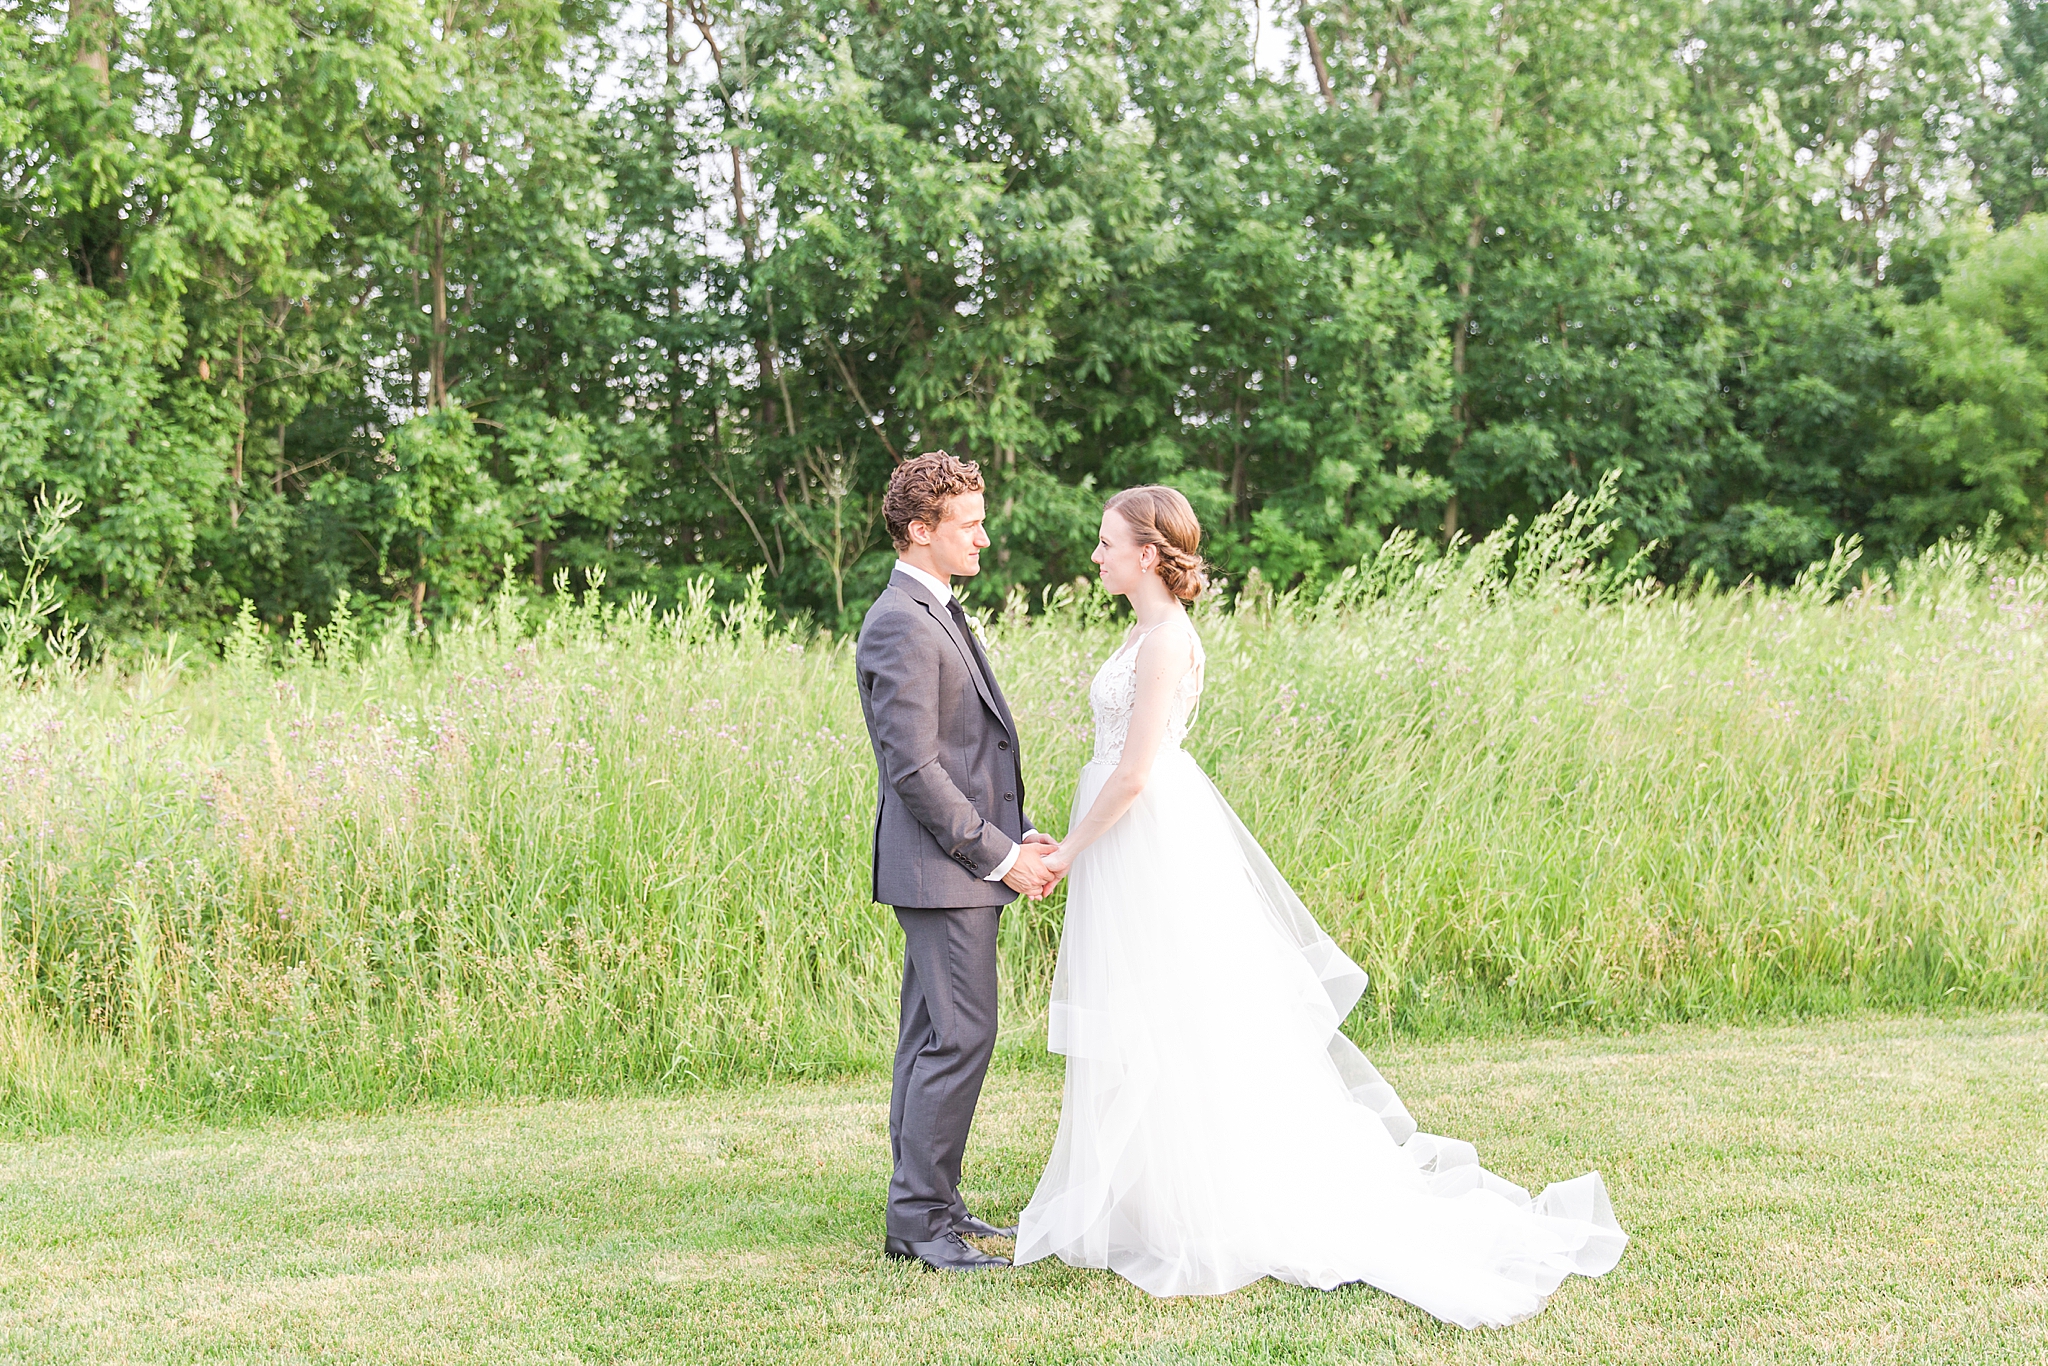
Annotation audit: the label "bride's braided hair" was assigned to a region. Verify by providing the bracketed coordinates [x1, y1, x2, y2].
[1104, 485, 1209, 602]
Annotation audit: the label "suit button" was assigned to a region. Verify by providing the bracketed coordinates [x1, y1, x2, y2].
[1004, 793, 1014, 802]
[998, 740, 1009, 751]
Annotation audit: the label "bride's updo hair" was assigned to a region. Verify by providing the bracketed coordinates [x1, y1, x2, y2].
[1104, 485, 1209, 602]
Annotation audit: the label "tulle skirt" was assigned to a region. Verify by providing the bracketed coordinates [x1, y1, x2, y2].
[1013, 749, 1627, 1328]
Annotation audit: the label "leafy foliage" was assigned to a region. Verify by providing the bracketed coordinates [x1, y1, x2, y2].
[2, 0, 2046, 640]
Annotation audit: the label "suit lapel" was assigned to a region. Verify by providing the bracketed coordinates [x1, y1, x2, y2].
[892, 570, 1010, 737]
[961, 611, 1023, 742]
[974, 633, 1022, 739]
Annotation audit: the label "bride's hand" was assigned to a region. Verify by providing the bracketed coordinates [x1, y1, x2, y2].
[1011, 836, 1069, 898]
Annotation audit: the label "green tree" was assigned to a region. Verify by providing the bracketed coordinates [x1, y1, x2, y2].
[1971, 0, 2048, 226]
[0, 0, 356, 630]
[1870, 215, 2048, 552]
[2, 0, 2039, 639]
[302, 0, 625, 627]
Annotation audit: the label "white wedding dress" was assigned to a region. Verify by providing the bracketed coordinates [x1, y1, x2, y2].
[1013, 617, 1626, 1327]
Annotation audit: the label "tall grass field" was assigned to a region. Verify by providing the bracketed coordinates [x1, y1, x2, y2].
[3, 500, 2046, 1134]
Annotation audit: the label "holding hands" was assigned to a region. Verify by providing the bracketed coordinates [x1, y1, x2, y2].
[1037, 840, 1073, 885]
[1004, 830, 1069, 899]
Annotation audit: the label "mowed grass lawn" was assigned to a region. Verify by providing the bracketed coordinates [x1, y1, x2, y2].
[4, 1015, 2046, 1365]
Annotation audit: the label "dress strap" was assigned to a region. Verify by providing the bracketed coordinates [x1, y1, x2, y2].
[1130, 613, 1192, 647]
[1122, 614, 1196, 667]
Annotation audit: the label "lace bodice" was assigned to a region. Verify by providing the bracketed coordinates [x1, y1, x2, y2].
[1089, 616, 1206, 763]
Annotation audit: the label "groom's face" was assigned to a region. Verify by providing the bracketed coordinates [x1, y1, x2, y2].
[915, 490, 991, 580]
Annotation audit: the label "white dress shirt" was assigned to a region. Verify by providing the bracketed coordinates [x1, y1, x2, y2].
[893, 558, 955, 605]
[892, 559, 1034, 882]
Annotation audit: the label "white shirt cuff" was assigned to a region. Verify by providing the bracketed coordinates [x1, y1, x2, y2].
[984, 830, 1038, 882]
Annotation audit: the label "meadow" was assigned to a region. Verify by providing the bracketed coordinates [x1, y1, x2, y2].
[3, 502, 2047, 1134]
[6, 1016, 2046, 1363]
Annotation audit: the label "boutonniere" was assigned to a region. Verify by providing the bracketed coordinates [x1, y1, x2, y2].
[962, 610, 990, 647]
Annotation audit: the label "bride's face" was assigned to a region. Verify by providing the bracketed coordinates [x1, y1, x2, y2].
[1092, 509, 1156, 597]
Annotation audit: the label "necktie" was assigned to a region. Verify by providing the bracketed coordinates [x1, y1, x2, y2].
[948, 598, 1021, 810]
[946, 597, 1000, 702]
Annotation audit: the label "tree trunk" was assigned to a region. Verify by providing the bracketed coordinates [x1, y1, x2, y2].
[1445, 214, 1484, 542]
[410, 220, 425, 409]
[1452, 214, 1483, 381]
[64, 1, 124, 288]
[67, 0, 110, 89]
[1303, 17, 1334, 108]
[1371, 5, 1418, 113]
[690, 8, 771, 448]
[1229, 390, 1248, 517]
[666, 2, 688, 469]
[735, 151, 781, 441]
[230, 327, 246, 527]
[429, 209, 449, 408]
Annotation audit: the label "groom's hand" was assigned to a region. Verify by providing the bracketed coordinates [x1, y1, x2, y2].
[1003, 843, 1055, 897]
[1023, 832, 1067, 896]
[1017, 832, 1066, 898]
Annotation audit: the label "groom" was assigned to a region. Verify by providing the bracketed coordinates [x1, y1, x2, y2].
[855, 451, 1057, 1273]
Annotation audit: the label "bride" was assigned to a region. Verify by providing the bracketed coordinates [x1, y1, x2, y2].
[1014, 486, 1627, 1328]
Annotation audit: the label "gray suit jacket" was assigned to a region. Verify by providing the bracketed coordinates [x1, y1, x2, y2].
[855, 570, 1032, 908]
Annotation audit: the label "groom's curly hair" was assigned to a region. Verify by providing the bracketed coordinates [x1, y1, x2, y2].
[884, 451, 985, 550]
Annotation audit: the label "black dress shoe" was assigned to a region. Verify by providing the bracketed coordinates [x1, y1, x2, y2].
[954, 1213, 1018, 1240]
[884, 1231, 1011, 1270]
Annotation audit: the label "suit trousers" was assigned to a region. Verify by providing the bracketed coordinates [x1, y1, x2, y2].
[888, 904, 1003, 1241]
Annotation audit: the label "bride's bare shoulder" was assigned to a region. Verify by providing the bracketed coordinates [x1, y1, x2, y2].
[1133, 614, 1198, 668]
